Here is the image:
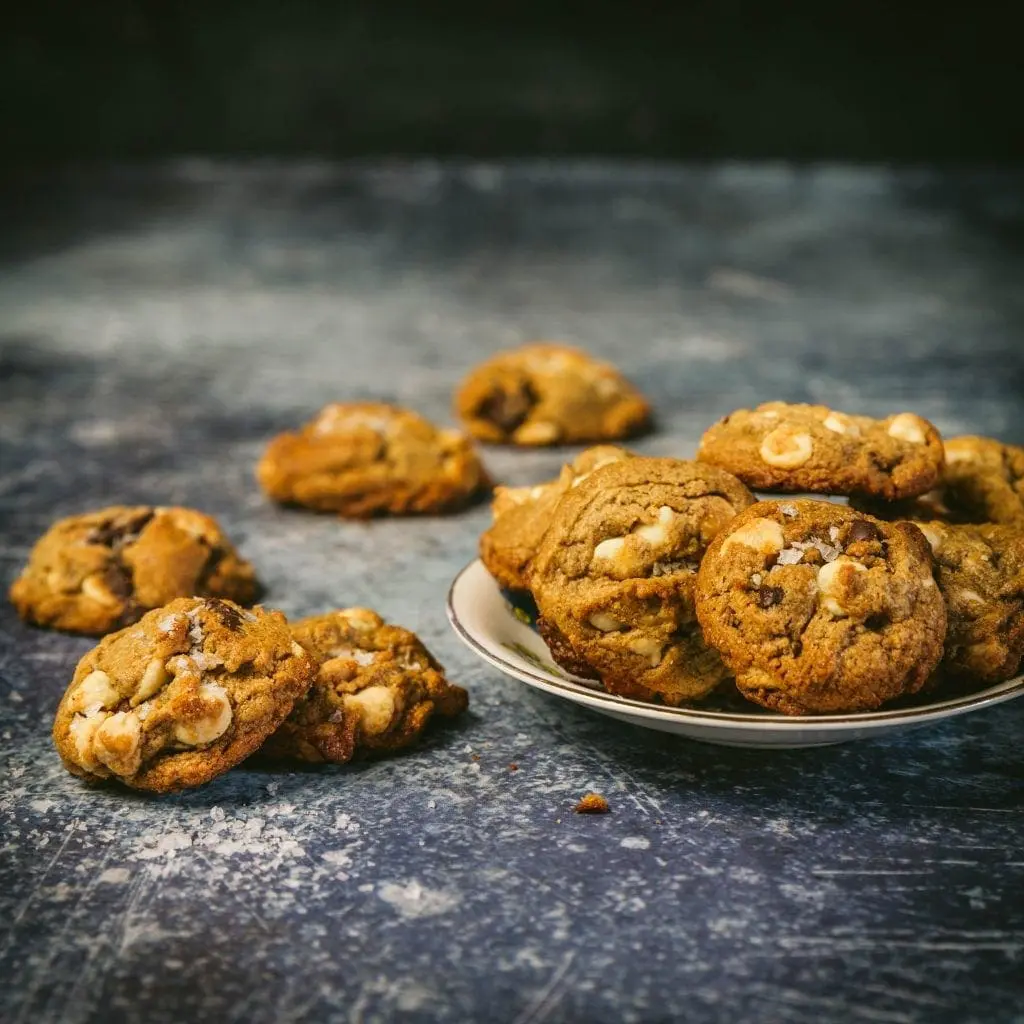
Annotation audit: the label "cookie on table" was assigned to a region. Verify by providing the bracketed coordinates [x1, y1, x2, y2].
[530, 457, 756, 704]
[257, 403, 489, 518]
[695, 501, 946, 715]
[481, 445, 634, 593]
[697, 402, 943, 500]
[455, 343, 651, 446]
[914, 521, 1024, 684]
[52, 597, 316, 792]
[262, 608, 469, 763]
[9, 506, 260, 636]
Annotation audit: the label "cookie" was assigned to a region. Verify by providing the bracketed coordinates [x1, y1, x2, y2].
[915, 521, 1024, 684]
[695, 500, 946, 715]
[262, 608, 469, 763]
[480, 445, 634, 593]
[697, 402, 943, 500]
[9, 506, 260, 636]
[455, 343, 651, 446]
[52, 597, 316, 792]
[257, 403, 489, 517]
[530, 457, 756, 704]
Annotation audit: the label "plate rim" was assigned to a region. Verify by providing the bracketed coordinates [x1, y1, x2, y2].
[446, 558, 1024, 731]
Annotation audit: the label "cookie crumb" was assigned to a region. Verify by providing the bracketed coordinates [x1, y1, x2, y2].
[470, 753, 481, 762]
[508, 763, 519, 772]
[574, 792, 610, 815]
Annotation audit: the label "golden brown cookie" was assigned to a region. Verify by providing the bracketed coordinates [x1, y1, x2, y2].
[697, 402, 943, 500]
[695, 500, 946, 715]
[9, 506, 260, 636]
[261, 608, 469, 763]
[257, 403, 489, 517]
[530, 457, 756, 704]
[52, 598, 316, 792]
[455, 343, 651, 446]
[914, 521, 1024, 684]
[480, 445, 634, 593]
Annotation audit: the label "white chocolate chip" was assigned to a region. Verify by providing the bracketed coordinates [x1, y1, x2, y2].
[958, 589, 985, 605]
[778, 503, 798, 518]
[593, 537, 626, 561]
[81, 574, 123, 608]
[590, 612, 626, 632]
[816, 557, 867, 617]
[93, 711, 143, 777]
[917, 524, 942, 552]
[173, 683, 233, 746]
[628, 636, 664, 667]
[290, 641, 307, 658]
[69, 711, 107, 772]
[760, 428, 814, 469]
[70, 670, 120, 714]
[721, 518, 786, 556]
[344, 685, 396, 737]
[822, 412, 860, 437]
[339, 610, 378, 632]
[634, 506, 676, 546]
[133, 659, 167, 705]
[515, 421, 560, 445]
[887, 413, 928, 445]
[331, 646, 377, 667]
[944, 441, 974, 465]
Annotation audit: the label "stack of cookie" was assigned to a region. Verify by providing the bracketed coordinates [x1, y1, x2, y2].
[482, 401, 1024, 716]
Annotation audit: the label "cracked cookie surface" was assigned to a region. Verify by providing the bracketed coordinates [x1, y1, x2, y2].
[262, 608, 469, 762]
[697, 402, 943, 500]
[530, 457, 756, 704]
[914, 521, 1024, 684]
[695, 500, 946, 715]
[52, 597, 316, 792]
[10, 506, 260, 636]
[480, 445, 634, 593]
[257, 402, 489, 517]
[455, 343, 651, 446]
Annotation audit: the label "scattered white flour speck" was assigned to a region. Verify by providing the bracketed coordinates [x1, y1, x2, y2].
[377, 880, 459, 919]
[620, 837, 651, 850]
[98, 867, 131, 884]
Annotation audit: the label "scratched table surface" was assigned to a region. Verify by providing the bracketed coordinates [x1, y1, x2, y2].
[1, 163, 1023, 1024]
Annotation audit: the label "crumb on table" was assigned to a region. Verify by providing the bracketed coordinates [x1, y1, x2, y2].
[574, 792, 610, 814]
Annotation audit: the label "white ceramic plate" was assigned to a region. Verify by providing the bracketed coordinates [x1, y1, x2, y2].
[446, 559, 1024, 748]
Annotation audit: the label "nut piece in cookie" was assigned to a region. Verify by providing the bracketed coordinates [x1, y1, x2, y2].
[257, 403, 489, 517]
[530, 457, 756, 704]
[52, 597, 316, 792]
[9, 506, 261, 636]
[914, 521, 1024, 684]
[481, 445, 634, 593]
[695, 501, 946, 715]
[697, 402, 943, 500]
[261, 608, 469, 763]
[455, 343, 651, 446]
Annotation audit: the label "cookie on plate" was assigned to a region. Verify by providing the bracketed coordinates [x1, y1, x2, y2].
[530, 457, 756, 704]
[9, 506, 260, 636]
[262, 608, 469, 763]
[695, 500, 946, 715]
[52, 597, 316, 792]
[915, 521, 1024, 684]
[455, 343, 651, 446]
[480, 445, 634, 593]
[697, 402, 943, 500]
[257, 403, 489, 517]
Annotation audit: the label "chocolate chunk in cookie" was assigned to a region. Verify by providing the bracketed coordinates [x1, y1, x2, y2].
[697, 402, 943, 500]
[695, 500, 946, 715]
[530, 457, 756, 704]
[9, 506, 261, 636]
[257, 402, 489, 518]
[481, 445, 634, 593]
[52, 598, 316, 792]
[915, 521, 1024, 684]
[455, 343, 651, 446]
[261, 608, 469, 763]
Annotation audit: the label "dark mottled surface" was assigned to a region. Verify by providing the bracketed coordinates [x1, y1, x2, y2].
[1, 164, 1023, 1024]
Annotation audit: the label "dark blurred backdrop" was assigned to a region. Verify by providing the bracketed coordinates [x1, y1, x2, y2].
[5, 2, 1022, 164]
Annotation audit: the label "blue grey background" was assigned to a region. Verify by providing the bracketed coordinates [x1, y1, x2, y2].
[1, 164, 1023, 1023]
